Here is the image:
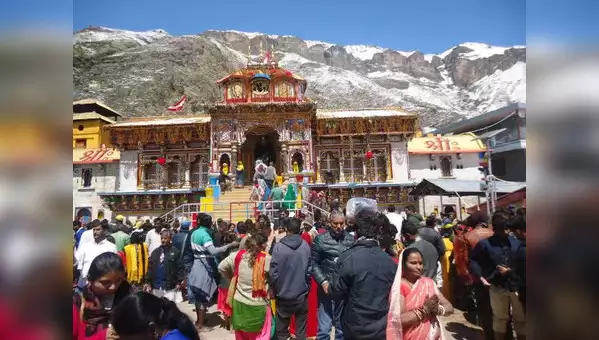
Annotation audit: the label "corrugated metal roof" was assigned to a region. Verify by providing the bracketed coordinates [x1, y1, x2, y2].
[409, 178, 525, 197]
[109, 115, 211, 127]
[316, 108, 416, 119]
[73, 112, 116, 124]
[433, 103, 525, 135]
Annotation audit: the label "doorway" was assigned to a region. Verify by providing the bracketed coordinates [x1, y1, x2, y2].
[241, 126, 281, 183]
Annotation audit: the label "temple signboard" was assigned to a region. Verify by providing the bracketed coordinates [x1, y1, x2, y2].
[408, 133, 486, 154]
[73, 148, 120, 164]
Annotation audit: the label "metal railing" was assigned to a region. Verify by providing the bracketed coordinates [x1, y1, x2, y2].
[161, 199, 330, 224]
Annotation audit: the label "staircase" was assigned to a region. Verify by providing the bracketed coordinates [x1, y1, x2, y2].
[214, 187, 255, 222]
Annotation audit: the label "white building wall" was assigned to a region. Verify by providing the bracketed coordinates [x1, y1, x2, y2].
[390, 142, 409, 182]
[119, 150, 139, 191]
[73, 163, 119, 222]
[409, 152, 482, 218]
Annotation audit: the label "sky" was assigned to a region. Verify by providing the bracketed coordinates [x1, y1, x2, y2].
[70, 0, 526, 54]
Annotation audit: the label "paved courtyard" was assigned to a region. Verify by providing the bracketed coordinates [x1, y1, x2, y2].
[177, 303, 483, 340]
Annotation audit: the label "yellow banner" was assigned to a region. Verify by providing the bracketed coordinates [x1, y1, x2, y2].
[408, 133, 486, 154]
[73, 148, 120, 164]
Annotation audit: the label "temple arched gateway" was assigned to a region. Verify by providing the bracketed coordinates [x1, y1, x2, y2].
[102, 52, 419, 215]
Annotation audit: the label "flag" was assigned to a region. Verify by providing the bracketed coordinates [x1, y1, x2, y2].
[263, 50, 271, 64]
[167, 95, 187, 112]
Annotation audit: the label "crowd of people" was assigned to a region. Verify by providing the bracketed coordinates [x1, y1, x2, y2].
[72, 196, 526, 340]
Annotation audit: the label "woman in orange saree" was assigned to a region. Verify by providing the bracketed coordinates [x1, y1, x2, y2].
[387, 248, 454, 340]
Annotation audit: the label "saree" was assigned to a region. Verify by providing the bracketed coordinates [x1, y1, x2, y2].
[387, 251, 445, 340]
[282, 184, 296, 210]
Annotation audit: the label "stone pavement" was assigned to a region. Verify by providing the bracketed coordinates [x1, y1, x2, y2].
[177, 303, 483, 340]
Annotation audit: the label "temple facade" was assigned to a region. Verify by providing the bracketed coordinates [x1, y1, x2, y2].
[99, 56, 419, 215]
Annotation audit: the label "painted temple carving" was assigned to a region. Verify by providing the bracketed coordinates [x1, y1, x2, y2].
[101, 51, 419, 212]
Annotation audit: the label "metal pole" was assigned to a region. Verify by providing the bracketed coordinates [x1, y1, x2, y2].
[486, 139, 495, 215]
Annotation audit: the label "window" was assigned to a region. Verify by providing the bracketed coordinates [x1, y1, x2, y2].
[373, 151, 388, 182]
[343, 150, 364, 182]
[319, 151, 340, 184]
[167, 162, 184, 188]
[491, 157, 507, 177]
[191, 156, 210, 187]
[227, 82, 244, 99]
[274, 81, 295, 98]
[75, 139, 87, 149]
[81, 168, 93, 187]
[439, 156, 453, 177]
[144, 163, 160, 189]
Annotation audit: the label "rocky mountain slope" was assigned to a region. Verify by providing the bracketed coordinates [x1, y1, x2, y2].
[73, 27, 526, 127]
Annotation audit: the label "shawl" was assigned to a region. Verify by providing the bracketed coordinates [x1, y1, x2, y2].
[123, 243, 148, 284]
[282, 184, 296, 210]
[227, 249, 269, 307]
[387, 250, 444, 340]
[222, 164, 229, 175]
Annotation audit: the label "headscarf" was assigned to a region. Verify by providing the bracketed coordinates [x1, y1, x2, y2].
[283, 184, 296, 210]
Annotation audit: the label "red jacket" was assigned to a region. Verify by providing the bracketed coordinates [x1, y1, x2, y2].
[72, 304, 108, 340]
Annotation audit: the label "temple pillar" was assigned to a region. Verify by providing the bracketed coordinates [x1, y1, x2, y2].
[386, 153, 393, 183]
[231, 144, 238, 181]
[339, 155, 346, 183]
[183, 162, 191, 189]
[316, 154, 321, 183]
[138, 163, 145, 189]
[281, 144, 289, 174]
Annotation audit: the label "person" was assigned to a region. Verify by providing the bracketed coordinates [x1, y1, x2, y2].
[269, 217, 311, 340]
[172, 221, 191, 255]
[386, 248, 454, 339]
[439, 223, 455, 302]
[172, 219, 181, 233]
[452, 211, 494, 338]
[420, 215, 446, 261]
[146, 219, 164, 256]
[111, 218, 131, 252]
[296, 183, 309, 209]
[76, 219, 117, 288]
[123, 231, 149, 288]
[218, 231, 273, 340]
[217, 232, 238, 330]
[385, 205, 404, 241]
[510, 214, 526, 311]
[405, 205, 424, 227]
[79, 219, 99, 249]
[74, 220, 85, 249]
[254, 160, 266, 182]
[470, 212, 526, 340]
[111, 292, 200, 340]
[331, 209, 397, 340]
[220, 162, 230, 192]
[236, 160, 245, 188]
[401, 220, 442, 287]
[311, 210, 354, 340]
[188, 213, 239, 331]
[114, 215, 132, 234]
[268, 182, 285, 211]
[73, 252, 131, 340]
[282, 183, 296, 211]
[265, 161, 277, 189]
[143, 230, 185, 302]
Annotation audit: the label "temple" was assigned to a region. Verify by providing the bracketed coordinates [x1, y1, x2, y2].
[99, 51, 419, 216]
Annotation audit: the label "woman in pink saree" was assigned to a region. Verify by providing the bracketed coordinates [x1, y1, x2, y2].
[387, 248, 454, 340]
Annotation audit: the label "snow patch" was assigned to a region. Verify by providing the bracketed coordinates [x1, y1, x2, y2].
[305, 40, 334, 49]
[344, 45, 388, 60]
[74, 27, 169, 45]
[220, 30, 279, 39]
[469, 62, 526, 114]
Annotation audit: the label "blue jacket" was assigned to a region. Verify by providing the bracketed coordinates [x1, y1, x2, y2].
[269, 234, 311, 304]
[470, 234, 523, 292]
[161, 329, 191, 340]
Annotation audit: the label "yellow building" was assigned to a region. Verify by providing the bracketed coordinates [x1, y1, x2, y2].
[73, 99, 121, 149]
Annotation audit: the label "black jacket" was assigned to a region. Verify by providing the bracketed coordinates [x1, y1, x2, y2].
[269, 234, 311, 304]
[331, 239, 397, 340]
[311, 231, 354, 286]
[145, 245, 185, 291]
[470, 235, 523, 292]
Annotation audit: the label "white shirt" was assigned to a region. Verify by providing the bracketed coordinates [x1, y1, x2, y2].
[76, 238, 117, 279]
[386, 212, 405, 240]
[78, 229, 94, 248]
[145, 229, 162, 255]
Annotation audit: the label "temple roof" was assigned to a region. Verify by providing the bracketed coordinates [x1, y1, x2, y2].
[107, 115, 211, 128]
[73, 112, 116, 124]
[217, 65, 306, 85]
[316, 108, 416, 119]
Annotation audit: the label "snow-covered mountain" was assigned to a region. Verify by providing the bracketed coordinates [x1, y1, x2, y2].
[73, 27, 526, 127]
